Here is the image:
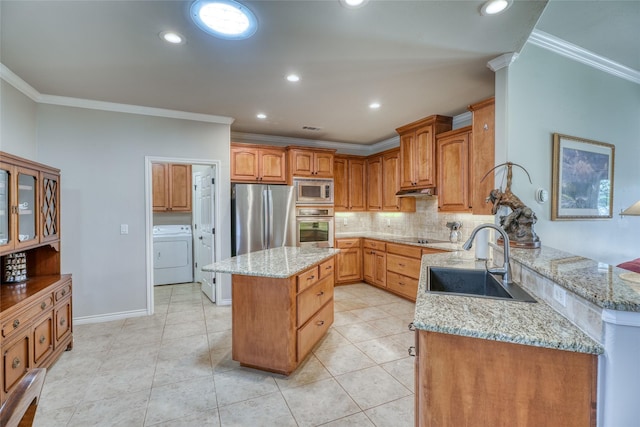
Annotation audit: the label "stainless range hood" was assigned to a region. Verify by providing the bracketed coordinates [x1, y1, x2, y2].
[395, 188, 437, 198]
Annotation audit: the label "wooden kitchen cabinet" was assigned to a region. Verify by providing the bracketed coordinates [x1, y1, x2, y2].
[436, 126, 472, 213]
[366, 155, 383, 211]
[363, 239, 386, 287]
[152, 163, 192, 212]
[230, 143, 286, 183]
[415, 330, 598, 427]
[334, 238, 362, 284]
[468, 97, 496, 215]
[288, 147, 335, 178]
[334, 156, 366, 212]
[231, 258, 334, 375]
[381, 149, 415, 212]
[396, 115, 452, 191]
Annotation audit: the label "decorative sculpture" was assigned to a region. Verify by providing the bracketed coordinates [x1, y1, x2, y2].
[482, 162, 541, 249]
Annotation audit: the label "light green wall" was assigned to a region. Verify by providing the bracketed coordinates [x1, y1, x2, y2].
[503, 44, 640, 265]
[0, 80, 37, 157]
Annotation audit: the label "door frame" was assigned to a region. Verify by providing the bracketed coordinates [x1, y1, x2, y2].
[145, 156, 222, 315]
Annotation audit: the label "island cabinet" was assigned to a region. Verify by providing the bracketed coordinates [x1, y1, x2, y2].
[231, 257, 335, 375]
[334, 156, 366, 212]
[436, 126, 472, 213]
[230, 143, 286, 183]
[287, 147, 335, 179]
[415, 331, 598, 427]
[152, 163, 192, 212]
[396, 115, 452, 191]
[334, 238, 362, 284]
[363, 239, 386, 287]
[1, 150, 72, 408]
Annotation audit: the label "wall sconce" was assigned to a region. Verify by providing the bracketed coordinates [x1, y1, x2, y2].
[620, 200, 640, 216]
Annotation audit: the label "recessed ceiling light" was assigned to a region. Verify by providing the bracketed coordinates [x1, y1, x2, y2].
[190, 0, 258, 40]
[480, 0, 512, 16]
[160, 31, 185, 45]
[339, 0, 369, 9]
[256, 113, 267, 119]
[286, 74, 300, 82]
[369, 102, 381, 109]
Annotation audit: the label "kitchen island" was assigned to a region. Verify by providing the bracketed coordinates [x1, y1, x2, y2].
[203, 247, 340, 375]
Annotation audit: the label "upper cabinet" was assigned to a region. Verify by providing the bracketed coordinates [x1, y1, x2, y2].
[334, 156, 366, 212]
[230, 143, 286, 183]
[382, 149, 415, 212]
[0, 153, 60, 255]
[396, 115, 452, 190]
[366, 155, 382, 211]
[468, 97, 495, 215]
[152, 163, 192, 212]
[436, 127, 472, 213]
[288, 147, 335, 178]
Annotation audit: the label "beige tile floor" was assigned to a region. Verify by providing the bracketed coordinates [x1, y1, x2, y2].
[33, 282, 417, 426]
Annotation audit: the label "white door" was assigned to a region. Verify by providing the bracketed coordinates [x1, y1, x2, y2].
[192, 173, 204, 284]
[198, 167, 216, 302]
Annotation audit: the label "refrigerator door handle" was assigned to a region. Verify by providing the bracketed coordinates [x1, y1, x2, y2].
[264, 188, 272, 249]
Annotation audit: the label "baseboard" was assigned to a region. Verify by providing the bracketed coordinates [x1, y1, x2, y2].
[73, 308, 149, 325]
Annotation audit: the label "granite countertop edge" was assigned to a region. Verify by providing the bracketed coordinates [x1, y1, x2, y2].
[334, 231, 462, 251]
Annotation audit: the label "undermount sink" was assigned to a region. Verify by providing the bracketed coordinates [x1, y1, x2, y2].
[427, 267, 537, 303]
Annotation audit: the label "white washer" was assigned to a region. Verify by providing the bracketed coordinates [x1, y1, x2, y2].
[153, 225, 193, 285]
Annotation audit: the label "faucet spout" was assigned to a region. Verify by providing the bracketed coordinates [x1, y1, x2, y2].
[463, 223, 512, 285]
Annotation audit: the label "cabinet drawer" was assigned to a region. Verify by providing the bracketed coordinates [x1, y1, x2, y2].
[387, 271, 419, 300]
[1, 294, 54, 338]
[297, 300, 334, 362]
[318, 258, 335, 280]
[33, 313, 54, 364]
[2, 332, 30, 394]
[386, 243, 422, 259]
[297, 265, 320, 293]
[336, 238, 360, 249]
[297, 275, 334, 327]
[54, 281, 72, 302]
[386, 253, 421, 279]
[422, 248, 445, 255]
[363, 239, 386, 251]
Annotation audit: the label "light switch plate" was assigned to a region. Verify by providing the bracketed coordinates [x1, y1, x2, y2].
[120, 224, 129, 235]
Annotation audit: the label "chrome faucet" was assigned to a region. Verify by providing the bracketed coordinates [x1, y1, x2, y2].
[462, 223, 512, 285]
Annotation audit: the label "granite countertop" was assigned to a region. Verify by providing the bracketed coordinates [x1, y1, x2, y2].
[335, 231, 462, 252]
[202, 247, 340, 278]
[504, 245, 640, 312]
[414, 251, 604, 355]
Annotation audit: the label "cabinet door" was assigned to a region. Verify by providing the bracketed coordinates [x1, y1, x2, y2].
[335, 239, 362, 283]
[469, 98, 495, 215]
[290, 150, 314, 177]
[399, 133, 416, 189]
[230, 146, 260, 181]
[374, 252, 387, 287]
[314, 152, 334, 178]
[32, 313, 54, 365]
[15, 166, 40, 250]
[168, 164, 192, 211]
[367, 156, 382, 211]
[54, 298, 72, 347]
[382, 150, 415, 212]
[152, 163, 168, 211]
[437, 132, 471, 212]
[1, 332, 30, 395]
[363, 249, 375, 283]
[0, 162, 14, 253]
[348, 159, 366, 211]
[333, 157, 349, 211]
[259, 148, 286, 183]
[414, 124, 436, 187]
[40, 172, 60, 244]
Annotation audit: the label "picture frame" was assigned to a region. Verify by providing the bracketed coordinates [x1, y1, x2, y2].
[552, 133, 614, 220]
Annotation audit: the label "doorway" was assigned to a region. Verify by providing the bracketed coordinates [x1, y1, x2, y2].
[145, 156, 222, 313]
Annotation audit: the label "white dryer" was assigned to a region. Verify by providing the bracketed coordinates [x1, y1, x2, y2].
[153, 225, 194, 285]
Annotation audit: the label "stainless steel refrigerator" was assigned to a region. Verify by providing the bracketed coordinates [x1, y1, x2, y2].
[231, 184, 296, 256]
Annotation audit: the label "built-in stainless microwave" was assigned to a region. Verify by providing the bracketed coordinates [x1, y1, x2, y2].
[294, 178, 333, 205]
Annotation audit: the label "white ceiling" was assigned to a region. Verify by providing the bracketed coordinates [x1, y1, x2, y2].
[1, 1, 637, 145]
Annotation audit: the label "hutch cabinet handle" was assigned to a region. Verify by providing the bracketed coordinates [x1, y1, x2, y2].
[316, 320, 325, 326]
[12, 357, 21, 369]
[408, 346, 416, 357]
[41, 302, 47, 310]
[13, 319, 20, 329]
[39, 335, 46, 344]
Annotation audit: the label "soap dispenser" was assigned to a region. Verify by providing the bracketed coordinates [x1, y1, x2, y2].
[446, 221, 462, 244]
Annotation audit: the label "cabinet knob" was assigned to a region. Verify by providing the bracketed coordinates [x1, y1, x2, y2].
[41, 302, 47, 310]
[408, 346, 416, 357]
[13, 319, 20, 329]
[61, 289, 67, 296]
[39, 335, 46, 344]
[12, 357, 21, 369]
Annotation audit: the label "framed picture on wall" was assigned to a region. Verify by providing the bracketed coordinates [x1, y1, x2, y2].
[551, 133, 615, 220]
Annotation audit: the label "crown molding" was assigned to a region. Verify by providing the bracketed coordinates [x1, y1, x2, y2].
[453, 111, 472, 128]
[0, 62, 235, 125]
[528, 29, 640, 85]
[487, 53, 519, 72]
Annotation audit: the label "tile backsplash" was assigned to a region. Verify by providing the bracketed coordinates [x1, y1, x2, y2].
[335, 198, 494, 242]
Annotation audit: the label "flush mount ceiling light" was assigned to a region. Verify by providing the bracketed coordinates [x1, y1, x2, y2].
[160, 31, 185, 45]
[256, 113, 267, 119]
[480, 0, 512, 16]
[339, 0, 369, 9]
[369, 102, 381, 109]
[190, 0, 257, 40]
[286, 74, 300, 82]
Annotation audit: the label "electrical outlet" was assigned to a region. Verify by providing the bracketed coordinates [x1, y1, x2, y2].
[553, 285, 566, 307]
[386, 218, 391, 227]
[343, 217, 348, 226]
